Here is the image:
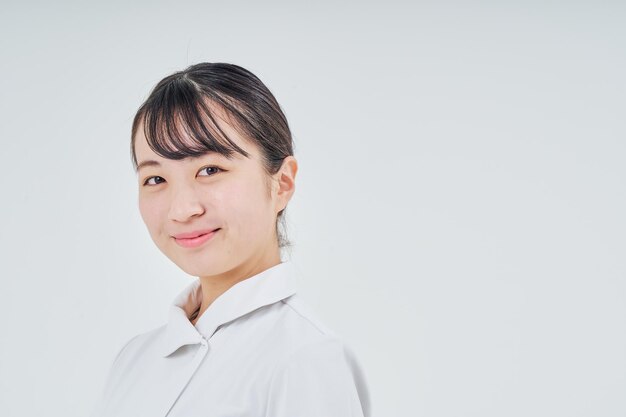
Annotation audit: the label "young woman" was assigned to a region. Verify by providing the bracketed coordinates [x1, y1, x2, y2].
[90, 63, 372, 417]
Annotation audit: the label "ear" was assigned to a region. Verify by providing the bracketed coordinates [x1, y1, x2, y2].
[274, 156, 298, 213]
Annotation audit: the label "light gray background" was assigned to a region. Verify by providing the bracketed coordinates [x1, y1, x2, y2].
[0, 1, 624, 416]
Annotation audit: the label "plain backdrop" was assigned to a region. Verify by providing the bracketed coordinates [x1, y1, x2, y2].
[0, 1, 624, 416]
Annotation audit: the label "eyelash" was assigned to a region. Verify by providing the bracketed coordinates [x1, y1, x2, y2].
[142, 166, 223, 186]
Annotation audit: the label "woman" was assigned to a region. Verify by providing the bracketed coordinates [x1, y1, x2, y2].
[90, 63, 372, 417]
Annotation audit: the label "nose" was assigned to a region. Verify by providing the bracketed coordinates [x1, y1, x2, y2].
[167, 186, 205, 222]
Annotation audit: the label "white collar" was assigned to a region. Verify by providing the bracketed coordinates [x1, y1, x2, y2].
[158, 261, 298, 357]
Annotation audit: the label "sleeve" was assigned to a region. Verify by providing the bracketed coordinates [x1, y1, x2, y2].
[264, 338, 372, 417]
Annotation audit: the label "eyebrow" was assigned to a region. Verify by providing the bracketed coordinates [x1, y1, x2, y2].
[136, 152, 233, 172]
[136, 160, 161, 172]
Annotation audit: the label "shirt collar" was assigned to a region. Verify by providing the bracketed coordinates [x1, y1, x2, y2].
[158, 260, 298, 357]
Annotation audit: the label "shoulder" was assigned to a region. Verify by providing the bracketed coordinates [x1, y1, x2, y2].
[94, 325, 165, 408]
[257, 293, 368, 378]
[280, 293, 339, 338]
[257, 293, 348, 359]
[106, 324, 166, 372]
[269, 329, 366, 385]
[263, 316, 372, 417]
[271, 295, 370, 394]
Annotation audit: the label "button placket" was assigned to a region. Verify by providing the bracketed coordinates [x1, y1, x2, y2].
[163, 339, 211, 416]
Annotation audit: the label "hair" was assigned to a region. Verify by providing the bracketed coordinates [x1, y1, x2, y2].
[130, 63, 294, 252]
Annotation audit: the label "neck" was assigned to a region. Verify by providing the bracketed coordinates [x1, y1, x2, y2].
[190, 248, 282, 326]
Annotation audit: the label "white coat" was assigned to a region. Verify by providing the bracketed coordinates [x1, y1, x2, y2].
[90, 260, 372, 417]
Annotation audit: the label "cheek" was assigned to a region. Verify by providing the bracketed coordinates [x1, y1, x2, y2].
[218, 179, 273, 231]
[138, 197, 165, 234]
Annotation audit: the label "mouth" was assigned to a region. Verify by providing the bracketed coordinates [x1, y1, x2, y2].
[173, 228, 220, 248]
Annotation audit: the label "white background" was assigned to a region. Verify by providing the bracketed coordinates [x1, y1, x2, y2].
[0, 1, 624, 416]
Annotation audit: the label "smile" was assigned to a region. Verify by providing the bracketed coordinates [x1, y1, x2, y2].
[173, 229, 220, 248]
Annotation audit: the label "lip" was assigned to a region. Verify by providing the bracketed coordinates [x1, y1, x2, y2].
[173, 228, 220, 239]
[172, 228, 220, 248]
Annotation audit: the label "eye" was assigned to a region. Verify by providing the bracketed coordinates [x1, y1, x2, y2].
[141, 166, 223, 187]
[143, 176, 165, 186]
[198, 166, 223, 177]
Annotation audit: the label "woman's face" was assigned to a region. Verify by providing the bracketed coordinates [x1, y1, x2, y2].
[133, 111, 296, 278]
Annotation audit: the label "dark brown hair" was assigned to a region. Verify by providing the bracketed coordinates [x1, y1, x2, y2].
[130, 63, 294, 250]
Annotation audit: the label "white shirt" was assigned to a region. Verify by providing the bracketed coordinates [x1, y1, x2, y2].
[90, 261, 372, 417]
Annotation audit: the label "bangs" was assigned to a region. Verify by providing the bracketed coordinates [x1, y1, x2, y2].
[131, 77, 252, 171]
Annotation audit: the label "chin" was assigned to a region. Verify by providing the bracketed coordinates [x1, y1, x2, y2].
[173, 256, 221, 277]
[172, 257, 205, 275]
